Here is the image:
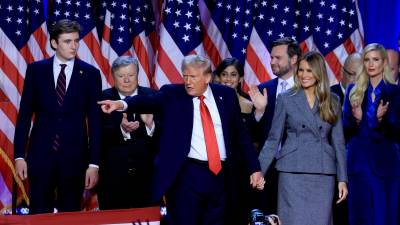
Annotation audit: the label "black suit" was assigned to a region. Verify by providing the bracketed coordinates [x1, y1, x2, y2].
[331, 83, 345, 105]
[97, 86, 159, 209]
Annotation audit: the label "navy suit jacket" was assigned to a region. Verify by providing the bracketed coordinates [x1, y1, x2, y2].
[330, 83, 345, 105]
[250, 78, 279, 148]
[123, 83, 261, 202]
[14, 57, 102, 176]
[343, 83, 400, 177]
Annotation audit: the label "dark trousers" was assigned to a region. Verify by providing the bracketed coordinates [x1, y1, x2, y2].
[164, 159, 226, 225]
[28, 154, 84, 214]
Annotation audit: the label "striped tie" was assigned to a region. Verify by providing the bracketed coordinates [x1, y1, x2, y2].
[53, 64, 67, 151]
[56, 64, 67, 106]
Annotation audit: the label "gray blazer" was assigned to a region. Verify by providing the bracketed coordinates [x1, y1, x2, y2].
[258, 89, 347, 182]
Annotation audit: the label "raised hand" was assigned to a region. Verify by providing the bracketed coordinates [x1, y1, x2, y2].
[98, 100, 124, 114]
[248, 85, 268, 117]
[376, 100, 389, 122]
[351, 100, 362, 122]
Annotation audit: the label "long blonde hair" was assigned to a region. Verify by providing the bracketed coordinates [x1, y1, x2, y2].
[349, 43, 395, 104]
[293, 51, 339, 124]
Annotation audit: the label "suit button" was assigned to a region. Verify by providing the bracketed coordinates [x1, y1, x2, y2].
[128, 168, 136, 176]
[302, 125, 306, 128]
[319, 126, 322, 130]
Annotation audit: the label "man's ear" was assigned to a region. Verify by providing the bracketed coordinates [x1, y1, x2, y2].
[50, 39, 57, 50]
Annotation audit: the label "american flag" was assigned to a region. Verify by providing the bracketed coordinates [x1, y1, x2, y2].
[50, 0, 112, 89]
[0, 0, 47, 213]
[99, 0, 157, 88]
[244, 0, 364, 86]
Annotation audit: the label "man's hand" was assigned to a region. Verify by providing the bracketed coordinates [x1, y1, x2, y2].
[140, 114, 154, 128]
[98, 100, 124, 114]
[248, 85, 268, 117]
[250, 171, 265, 190]
[15, 159, 28, 180]
[121, 113, 140, 133]
[336, 182, 348, 204]
[376, 100, 389, 122]
[85, 167, 99, 190]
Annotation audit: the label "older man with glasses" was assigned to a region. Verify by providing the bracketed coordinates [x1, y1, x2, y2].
[331, 53, 362, 105]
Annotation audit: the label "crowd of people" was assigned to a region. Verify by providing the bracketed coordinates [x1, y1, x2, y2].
[14, 19, 400, 225]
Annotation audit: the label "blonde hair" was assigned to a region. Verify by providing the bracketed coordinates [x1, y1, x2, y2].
[294, 51, 339, 124]
[349, 43, 395, 104]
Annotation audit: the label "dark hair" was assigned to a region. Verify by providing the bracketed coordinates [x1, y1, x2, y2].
[214, 57, 247, 97]
[271, 37, 302, 61]
[49, 19, 81, 50]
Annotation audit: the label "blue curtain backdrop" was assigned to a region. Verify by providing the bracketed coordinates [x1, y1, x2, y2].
[359, 0, 400, 50]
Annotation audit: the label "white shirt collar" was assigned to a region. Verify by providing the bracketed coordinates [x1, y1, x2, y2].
[201, 85, 213, 100]
[118, 88, 138, 99]
[54, 55, 74, 69]
[278, 76, 295, 88]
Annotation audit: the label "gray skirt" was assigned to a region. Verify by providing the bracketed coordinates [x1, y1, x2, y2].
[277, 172, 335, 225]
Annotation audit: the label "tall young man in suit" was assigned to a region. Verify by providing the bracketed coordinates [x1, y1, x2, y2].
[331, 53, 362, 105]
[248, 37, 302, 214]
[99, 55, 264, 225]
[97, 56, 158, 209]
[14, 19, 102, 214]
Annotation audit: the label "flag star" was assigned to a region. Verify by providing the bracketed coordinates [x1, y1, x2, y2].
[330, 4, 336, 10]
[279, 33, 285, 38]
[64, 11, 70, 17]
[177, 0, 183, 4]
[349, 9, 355, 16]
[235, 7, 240, 13]
[16, 30, 21, 35]
[56, 0, 62, 4]
[66, 0, 71, 5]
[269, 16, 275, 22]
[35, 0, 41, 3]
[7, 5, 13, 11]
[245, 9, 250, 15]
[111, 1, 116, 7]
[315, 26, 320, 32]
[340, 20, 345, 26]
[325, 29, 332, 35]
[295, 10, 300, 16]
[185, 11, 192, 18]
[244, 22, 249, 28]
[233, 20, 239, 26]
[324, 42, 329, 48]
[74, 13, 79, 18]
[175, 9, 181, 16]
[317, 13, 323, 19]
[304, 26, 310, 31]
[258, 14, 264, 20]
[17, 5, 23, 12]
[232, 33, 237, 38]
[184, 23, 191, 30]
[34, 9, 39, 14]
[225, 18, 230, 23]
[122, 3, 127, 8]
[75, 1, 80, 6]
[306, 11, 311, 18]
[293, 23, 298, 29]
[243, 35, 248, 41]
[241, 48, 246, 54]
[5, 17, 12, 23]
[118, 26, 125, 32]
[320, 1, 325, 6]
[217, 2, 222, 7]
[267, 30, 273, 36]
[165, 7, 171, 14]
[54, 10, 60, 16]
[349, 23, 353, 28]
[281, 19, 287, 26]
[291, 35, 297, 41]
[136, 7, 141, 12]
[110, 13, 115, 19]
[173, 21, 179, 28]
[188, 0, 194, 6]
[342, 7, 347, 12]
[284, 6, 289, 13]
[337, 33, 343, 39]
[226, 4, 231, 10]
[134, 18, 139, 23]
[84, 14, 90, 19]
[144, 4, 149, 9]
[261, 1, 267, 6]
[102, 1, 107, 7]
[195, 25, 200, 31]
[117, 37, 123, 43]
[182, 34, 190, 42]
[272, 3, 278, 9]
[120, 14, 126, 20]
[328, 16, 334, 23]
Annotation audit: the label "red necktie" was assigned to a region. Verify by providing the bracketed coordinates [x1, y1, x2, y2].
[53, 64, 67, 151]
[199, 95, 222, 175]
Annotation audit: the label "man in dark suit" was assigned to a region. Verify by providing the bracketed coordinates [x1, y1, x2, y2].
[387, 49, 399, 85]
[331, 53, 362, 105]
[97, 56, 158, 209]
[99, 55, 264, 225]
[14, 19, 102, 214]
[248, 37, 301, 214]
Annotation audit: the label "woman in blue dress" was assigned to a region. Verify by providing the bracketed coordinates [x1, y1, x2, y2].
[343, 43, 400, 225]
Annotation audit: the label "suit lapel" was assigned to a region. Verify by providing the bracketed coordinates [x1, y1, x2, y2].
[45, 57, 60, 108]
[293, 89, 319, 135]
[269, 78, 279, 106]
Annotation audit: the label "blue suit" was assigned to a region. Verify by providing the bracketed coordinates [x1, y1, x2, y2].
[14, 57, 102, 214]
[343, 82, 400, 225]
[124, 83, 260, 225]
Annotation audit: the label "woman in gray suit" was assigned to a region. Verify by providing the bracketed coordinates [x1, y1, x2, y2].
[258, 51, 348, 225]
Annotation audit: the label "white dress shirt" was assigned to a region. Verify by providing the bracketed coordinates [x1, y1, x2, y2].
[187, 86, 227, 161]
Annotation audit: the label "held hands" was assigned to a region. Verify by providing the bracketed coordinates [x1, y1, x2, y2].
[85, 167, 99, 190]
[248, 85, 268, 117]
[376, 100, 389, 122]
[250, 171, 265, 190]
[140, 114, 154, 128]
[121, 113, 140, 133]
[98, 100, 124, 114]
[351, 101, 362, 122]
[15, 159, 28, 181]
[336, 182, 348, 204]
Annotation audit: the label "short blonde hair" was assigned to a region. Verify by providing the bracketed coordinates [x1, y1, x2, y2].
[181, 55, 212, 75]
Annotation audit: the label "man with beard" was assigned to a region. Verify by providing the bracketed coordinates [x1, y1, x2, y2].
[248, 37, 302, 215]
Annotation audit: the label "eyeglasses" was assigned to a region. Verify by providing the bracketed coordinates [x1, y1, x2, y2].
[342, 67, 356, 77]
